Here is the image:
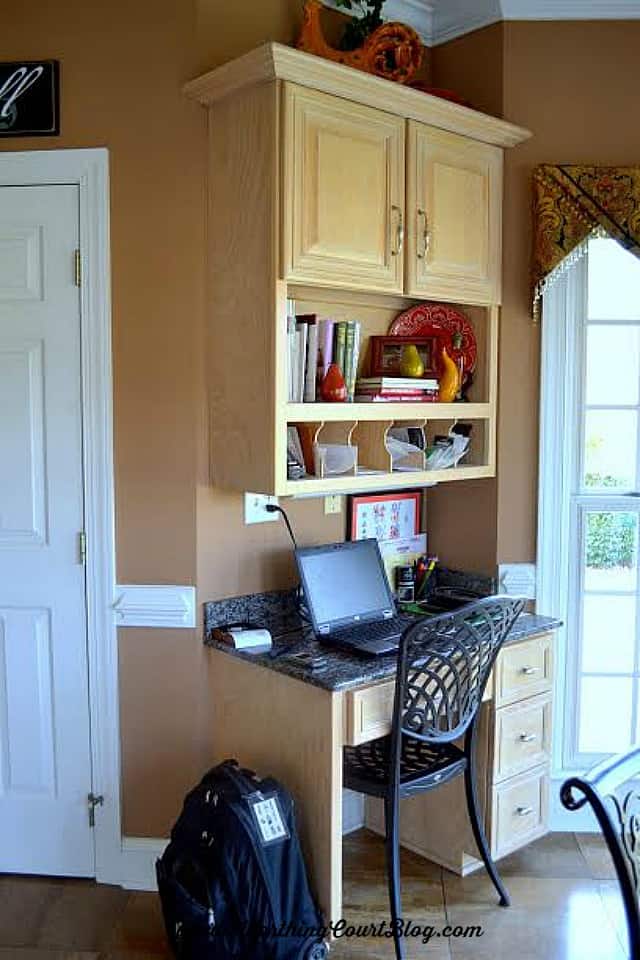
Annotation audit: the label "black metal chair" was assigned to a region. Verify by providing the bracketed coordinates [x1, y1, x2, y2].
[561, 747, 640, 960]
[343, 595, 525, 960]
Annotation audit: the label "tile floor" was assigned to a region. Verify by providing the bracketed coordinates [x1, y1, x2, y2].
[0, 830, 629, 959]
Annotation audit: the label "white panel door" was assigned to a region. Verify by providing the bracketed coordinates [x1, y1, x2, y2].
[0, 184, 93, 876]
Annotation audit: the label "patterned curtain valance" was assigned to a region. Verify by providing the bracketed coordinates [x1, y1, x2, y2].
[532, 164, 640, 321]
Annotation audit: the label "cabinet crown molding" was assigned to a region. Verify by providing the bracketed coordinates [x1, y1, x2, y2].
[322, 0, 640, 45]
[183, 42, 531, 149]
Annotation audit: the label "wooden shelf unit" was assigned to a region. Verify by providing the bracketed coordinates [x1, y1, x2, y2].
[185, 44, 530, 496]
[286, 402, 491, 423]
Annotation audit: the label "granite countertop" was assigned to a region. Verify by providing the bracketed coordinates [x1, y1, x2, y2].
[203, 585, 561, 693]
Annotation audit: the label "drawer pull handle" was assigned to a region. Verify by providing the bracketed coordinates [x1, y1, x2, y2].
[516, 805, 534, 817]
[520, 666, 540, 675]
[518, 732, 537, 743]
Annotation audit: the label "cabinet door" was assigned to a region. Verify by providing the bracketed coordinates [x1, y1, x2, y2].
[283, 83, 405, 293]
[406, 122, 502, 304]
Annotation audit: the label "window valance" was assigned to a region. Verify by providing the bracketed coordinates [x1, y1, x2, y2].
[532, 164, 640, 320]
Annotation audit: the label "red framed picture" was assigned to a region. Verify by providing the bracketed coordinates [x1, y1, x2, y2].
[349, 491, 422, 542]
[368, 336, 438, 378]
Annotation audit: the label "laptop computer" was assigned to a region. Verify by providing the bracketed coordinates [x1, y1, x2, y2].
[295, 539, 406, 656]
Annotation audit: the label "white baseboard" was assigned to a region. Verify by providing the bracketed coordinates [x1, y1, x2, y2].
[549, 778, 598, 833]
[117, 790, 364, 892]
[118, 778, 596, 892]
[119, 837, 167, 890]
[343, 789, 365, 835]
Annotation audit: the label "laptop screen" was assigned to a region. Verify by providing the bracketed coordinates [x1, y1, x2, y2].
[296, 539, 395, 632]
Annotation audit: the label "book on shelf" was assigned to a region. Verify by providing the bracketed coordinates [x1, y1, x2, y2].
[343, 319, 361, 402]
[295, 320, 307, 403]
[354, 393, 440, 403]
[287, 314, 363, 404]
[286, 298, 296, 402]
[334, 321, 347, 378]
[317, 318, 334, 384]
[357, 376, 439, 391]
[355, 374, 440, 403]
[297, 314, 318, 403]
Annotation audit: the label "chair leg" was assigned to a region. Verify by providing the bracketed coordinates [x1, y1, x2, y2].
[464, 723, 510, 907]
[384, 794, 404, 960]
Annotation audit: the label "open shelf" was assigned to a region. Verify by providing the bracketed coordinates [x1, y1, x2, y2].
[284, 464, 494, 496]
[286, 402, 492, 422]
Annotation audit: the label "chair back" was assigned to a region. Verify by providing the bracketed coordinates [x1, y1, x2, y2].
[393, 596, 525, 747]
[561, 748, 640, 960]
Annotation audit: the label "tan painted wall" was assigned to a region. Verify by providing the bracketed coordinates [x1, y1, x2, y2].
[0, 0, 349, 836]
[5, 2, 639, 837]
[426, 23, 505, 576]
[499, 20, 640, 563]
[430, 20, 640, 575]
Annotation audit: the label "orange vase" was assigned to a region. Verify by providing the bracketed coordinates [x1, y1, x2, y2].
[320, 363, 347, 402]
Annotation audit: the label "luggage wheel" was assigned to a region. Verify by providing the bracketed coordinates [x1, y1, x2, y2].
[305, 943, 329, 959]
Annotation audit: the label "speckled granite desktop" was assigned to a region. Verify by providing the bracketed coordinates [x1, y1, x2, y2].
[203, 572, 561, 692]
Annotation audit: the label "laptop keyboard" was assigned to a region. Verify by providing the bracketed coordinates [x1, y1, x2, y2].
[331, 618, 405, 650]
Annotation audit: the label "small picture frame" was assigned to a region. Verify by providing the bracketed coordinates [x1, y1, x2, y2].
[349, 491, 422, 542]
[368, 336, 438, 378]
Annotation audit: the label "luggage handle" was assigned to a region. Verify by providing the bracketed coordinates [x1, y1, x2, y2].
[220, 759, 264, 800]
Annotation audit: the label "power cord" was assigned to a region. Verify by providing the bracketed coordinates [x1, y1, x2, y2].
[265, 503, 298, 548]
[265, 504, 310, 623]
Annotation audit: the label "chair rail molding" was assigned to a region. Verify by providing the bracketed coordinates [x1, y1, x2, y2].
[113, 584, 196, 628]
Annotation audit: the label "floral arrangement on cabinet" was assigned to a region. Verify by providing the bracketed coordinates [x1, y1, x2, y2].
[296, 0, 423, 84]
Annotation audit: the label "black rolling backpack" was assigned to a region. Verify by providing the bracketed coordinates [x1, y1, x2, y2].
[156, 759, 329, 960]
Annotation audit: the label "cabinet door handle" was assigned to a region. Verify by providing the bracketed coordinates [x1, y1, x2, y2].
[391, 204, 403, 256]
[516, 805, 534, 817]
[518, 732, 537, 743]
[520, 666, 540, 675]
[417, 207, 430, 259]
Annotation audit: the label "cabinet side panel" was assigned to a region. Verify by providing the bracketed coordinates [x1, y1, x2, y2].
[208, 82, 279, 492]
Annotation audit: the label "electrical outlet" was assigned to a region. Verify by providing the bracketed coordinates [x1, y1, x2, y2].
[244, 493, 279, 525]
[498, 563, 537, 600]
[324, 495, 343, 515]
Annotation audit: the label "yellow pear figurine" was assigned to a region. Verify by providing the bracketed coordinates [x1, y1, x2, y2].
[438, 346, 460, 403]
[399, 343, 424, 378]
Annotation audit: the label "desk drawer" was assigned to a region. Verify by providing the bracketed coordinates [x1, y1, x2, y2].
[345, 681, 395, 746]
[491, 765, 549, 859]
[493, 693, 552, 783]
[344, 668, 494, 747]
[495, 634, 552, 707]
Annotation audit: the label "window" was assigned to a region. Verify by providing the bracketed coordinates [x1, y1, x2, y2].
[539, 238, 640, 776]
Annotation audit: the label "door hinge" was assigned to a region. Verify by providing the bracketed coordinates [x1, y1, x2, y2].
[78, 531, 87, 565]
[74, 248, 81, 287]
[88, 792, 104, 828]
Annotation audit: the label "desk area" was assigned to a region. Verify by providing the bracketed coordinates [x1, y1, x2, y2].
[204, 585, 560, 926]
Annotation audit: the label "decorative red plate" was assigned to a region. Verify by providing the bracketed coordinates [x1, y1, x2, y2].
[389, 303, 477, 375]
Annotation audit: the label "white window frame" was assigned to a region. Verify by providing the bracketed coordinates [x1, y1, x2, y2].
[538, 245, 640, 829]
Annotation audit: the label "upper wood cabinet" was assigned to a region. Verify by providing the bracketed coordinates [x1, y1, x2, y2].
[283, 85, 405, 294]
[406, 123, 503, 304]
[184, 44, 531, 495]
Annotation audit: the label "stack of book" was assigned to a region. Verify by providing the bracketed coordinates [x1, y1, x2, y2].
[287, 301, 362, 402]
[354, 376, 440, 403]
